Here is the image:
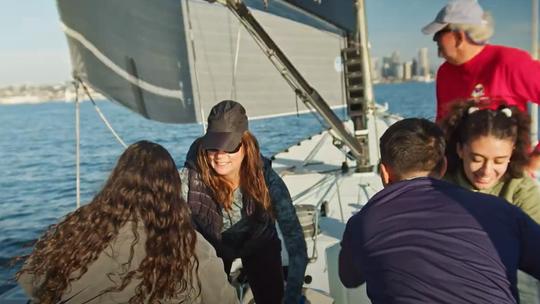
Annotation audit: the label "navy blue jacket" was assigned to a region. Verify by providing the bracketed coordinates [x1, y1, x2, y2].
[339, 177, 540, 304]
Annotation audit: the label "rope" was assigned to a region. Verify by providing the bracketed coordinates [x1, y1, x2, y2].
[79, 80, 128, 148]
[226, 4, 328, 132]
[334, 177, 345, 222]
[230, 25, 242, 100]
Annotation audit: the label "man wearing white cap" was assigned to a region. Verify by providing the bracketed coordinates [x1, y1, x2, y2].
[422, 0, 540, 122]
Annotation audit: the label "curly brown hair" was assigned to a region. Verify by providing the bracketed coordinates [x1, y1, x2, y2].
[17, 140, 199, 303]
[196, 131, 271, 212]
[439, 100, 531, 179]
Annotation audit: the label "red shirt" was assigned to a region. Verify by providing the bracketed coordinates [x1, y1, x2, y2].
[436, 45, 540, 121]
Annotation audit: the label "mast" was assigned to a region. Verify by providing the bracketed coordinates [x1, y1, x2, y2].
[340, 0, 375, 171]
[531, 0, 539, 145]
[224, 0, 365, 163]
[355, 0, 374, 104]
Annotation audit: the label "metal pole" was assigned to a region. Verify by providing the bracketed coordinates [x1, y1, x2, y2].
[74, 81, 81, 209]
[356, 0, 374, 105]
[533, 0, 539, 60]
[531, 0, 539, 146]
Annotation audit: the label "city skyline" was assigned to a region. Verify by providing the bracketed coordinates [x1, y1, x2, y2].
[0, 0, 537, 86]
[372, 47, 434, 82]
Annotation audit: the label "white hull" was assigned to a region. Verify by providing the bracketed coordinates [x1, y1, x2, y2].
[269, 107, 399, 303]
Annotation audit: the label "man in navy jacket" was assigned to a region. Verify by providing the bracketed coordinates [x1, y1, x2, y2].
[339, 118, 540, 304]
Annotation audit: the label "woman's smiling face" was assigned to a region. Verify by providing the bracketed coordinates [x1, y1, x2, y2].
[206, 143, 244, 183]
[457, 135, 514, 190]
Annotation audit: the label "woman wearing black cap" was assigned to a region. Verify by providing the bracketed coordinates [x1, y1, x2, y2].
[180, 100, 308, 304]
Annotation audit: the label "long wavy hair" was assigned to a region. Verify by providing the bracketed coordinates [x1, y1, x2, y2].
[196, 131, 271, 212]
[17, 140, 199, 303]
[440, 100, 530, 179]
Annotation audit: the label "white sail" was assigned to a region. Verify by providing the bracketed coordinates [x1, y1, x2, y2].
[56, 0, 354, 123]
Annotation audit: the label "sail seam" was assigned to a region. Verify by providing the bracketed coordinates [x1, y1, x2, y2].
[60, 23, 183, 99]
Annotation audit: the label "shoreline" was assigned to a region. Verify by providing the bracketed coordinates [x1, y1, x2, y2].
[0, 83, 104, 106]
[0, 94, 105, 106]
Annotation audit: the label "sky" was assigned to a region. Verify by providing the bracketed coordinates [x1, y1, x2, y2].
[0, 0, 537, 86]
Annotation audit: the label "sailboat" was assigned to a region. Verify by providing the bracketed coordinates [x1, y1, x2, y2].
[0, 0, 399, 303]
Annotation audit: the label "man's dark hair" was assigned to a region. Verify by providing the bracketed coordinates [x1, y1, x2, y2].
[380, 118, 446, 179]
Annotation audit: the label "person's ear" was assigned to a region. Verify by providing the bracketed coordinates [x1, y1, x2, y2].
[380, 163, 392, 186]
[455, 30, 466, 48]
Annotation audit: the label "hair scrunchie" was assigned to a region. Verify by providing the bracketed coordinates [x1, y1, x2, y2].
[467, 106, 480, 115]
[500, 107, 512, 118]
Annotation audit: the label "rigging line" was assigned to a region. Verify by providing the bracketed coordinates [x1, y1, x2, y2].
[302, 131, 329, 166]
[230, 25, 242, 100]
[309, 217, 318, 261]
[228, 7, 329, 132]
[334, 176, 345, 222]
[60, 23, 183, 100]
[184, 0, 206, 134]
[339, 36, 347, 117]
[79, 81, 128, 148]
[310, 203, 319, 262]
[309, 174, 339, 261]
[227, 7, 303, 88]
[290, 174, 334, 202]
[299, 94, 334, 132]
[291, 174, 334, 204]
[295, 90, 300, 117]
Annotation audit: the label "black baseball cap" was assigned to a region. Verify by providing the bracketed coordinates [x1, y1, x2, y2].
[201, 100, 248, 151]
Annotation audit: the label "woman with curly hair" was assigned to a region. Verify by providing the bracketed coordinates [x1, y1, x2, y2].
[181, 100, 308, 304]
[440, 100, 540, 223]
[440, 100, 540, 303]
[17, 140, 238, 304]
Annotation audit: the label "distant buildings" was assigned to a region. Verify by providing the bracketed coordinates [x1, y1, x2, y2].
[417, 48, 432, 82]
[2, 47, 438, 105]
[0, 83, 104, 105]
[373, 47, 434, 83]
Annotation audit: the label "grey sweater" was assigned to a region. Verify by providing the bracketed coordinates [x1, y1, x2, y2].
[18, 222, 238, 304]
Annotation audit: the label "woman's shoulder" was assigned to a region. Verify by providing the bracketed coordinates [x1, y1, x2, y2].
[505, 174, 538, 188]
[496, 175, 540, 206]
[193, 231, 218, 258]
[503, 175, 540, 224]
[504, 175, 539, 195]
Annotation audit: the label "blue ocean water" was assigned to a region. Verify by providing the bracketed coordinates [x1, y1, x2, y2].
[0, 82, 435, 291]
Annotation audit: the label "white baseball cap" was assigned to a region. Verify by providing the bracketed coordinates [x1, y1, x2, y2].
[422, 0, 486, 35]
